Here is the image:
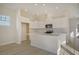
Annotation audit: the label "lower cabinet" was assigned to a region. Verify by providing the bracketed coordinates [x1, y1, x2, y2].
[30, 32, 66, 55]
[30, 33, 58, 54]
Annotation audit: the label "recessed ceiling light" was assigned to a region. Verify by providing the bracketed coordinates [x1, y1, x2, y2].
[34, 4, 38, 6]
[56, 7, 59, 9]
[42, 4, 46, 6]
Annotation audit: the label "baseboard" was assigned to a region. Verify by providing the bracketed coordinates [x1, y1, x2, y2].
[15, 41, 21, 44]
[0, 41, 16, 46]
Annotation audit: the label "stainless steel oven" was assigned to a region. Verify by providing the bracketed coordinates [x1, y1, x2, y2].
[45, 24, 53, 33]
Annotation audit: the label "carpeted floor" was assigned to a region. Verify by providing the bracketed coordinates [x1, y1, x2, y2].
[0, 40, 56, 55]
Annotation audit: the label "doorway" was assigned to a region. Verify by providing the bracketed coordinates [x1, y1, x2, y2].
[21, 23, 30, 43]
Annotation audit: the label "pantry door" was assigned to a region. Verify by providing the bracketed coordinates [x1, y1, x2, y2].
[21, 23, 29, 41]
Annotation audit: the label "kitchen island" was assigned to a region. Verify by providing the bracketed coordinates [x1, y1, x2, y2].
[29, 28, 66, 54]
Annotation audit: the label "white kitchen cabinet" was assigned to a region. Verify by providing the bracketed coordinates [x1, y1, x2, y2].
[30, 31, 66, 54]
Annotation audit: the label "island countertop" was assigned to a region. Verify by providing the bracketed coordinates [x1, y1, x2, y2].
[29, 28, 66, 36]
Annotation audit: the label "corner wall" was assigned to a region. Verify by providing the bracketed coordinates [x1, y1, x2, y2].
[0, 6, 18, 45]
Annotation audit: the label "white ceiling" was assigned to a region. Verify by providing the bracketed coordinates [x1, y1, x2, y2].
[0, 3, 79, 18]
[0, 3, 78, 10]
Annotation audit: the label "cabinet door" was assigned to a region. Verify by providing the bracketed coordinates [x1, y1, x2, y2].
[40, 35, 58, 54]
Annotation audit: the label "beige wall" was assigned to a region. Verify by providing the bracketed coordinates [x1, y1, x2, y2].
[20, 9, 28, 18]
[0, 6, 18, 45]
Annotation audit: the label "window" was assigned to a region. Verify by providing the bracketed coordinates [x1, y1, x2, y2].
[0, 15, 10, 26]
